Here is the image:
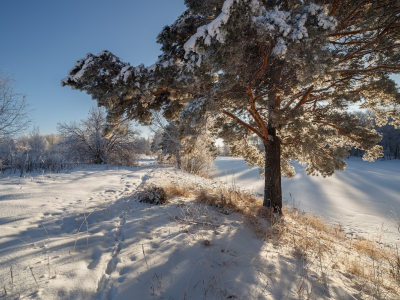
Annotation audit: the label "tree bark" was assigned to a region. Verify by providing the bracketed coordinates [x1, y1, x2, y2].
[176, 150, 182, 170]
[263, 126, 282, 213]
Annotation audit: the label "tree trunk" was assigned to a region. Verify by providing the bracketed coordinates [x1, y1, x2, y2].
[263, 126, 282, 213]
[176, 150, 182, 170]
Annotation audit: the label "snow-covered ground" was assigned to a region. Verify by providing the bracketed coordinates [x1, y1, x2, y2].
[1, 158, 399, 299]
[214, 156, 400, 242]
[0, 163, 277, 300]
[0, 164, 149, 299]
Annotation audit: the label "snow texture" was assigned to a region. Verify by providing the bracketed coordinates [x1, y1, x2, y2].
[61, 50, 171, 87]
[179, 97, 207, 122]
[184, 0, 261, 54]
[184, 1, 337, 58]
[112, 65, 133, 84]
[1, 157, 399, 299]
[214, 156, 400, 242]
[253, 4, 336, 56]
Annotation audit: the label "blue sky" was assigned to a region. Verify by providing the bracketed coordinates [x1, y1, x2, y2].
[2, 1, 400, 138]
[0, 0, 186, 136]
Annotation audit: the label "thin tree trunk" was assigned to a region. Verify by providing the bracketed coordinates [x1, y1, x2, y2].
[176, 150, 181, 170]
[263, 126, 282, 213]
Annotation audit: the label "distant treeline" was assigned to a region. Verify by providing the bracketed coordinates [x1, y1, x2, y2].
[0, 108, 152, 176]
[348, 111, 400, 160]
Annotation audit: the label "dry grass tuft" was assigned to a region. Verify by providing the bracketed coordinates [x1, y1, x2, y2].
[195, 185, 261, 213]
[163, 184, 191, 198]
[282, 206, 345, 240]
[203, 240, 211, 247]
[195, 189, 220, 206]
[194, 184, 275, 237]
[353, 239, 382, 259]
[157, 173, 400, 298]
[347, 258, 366, 277]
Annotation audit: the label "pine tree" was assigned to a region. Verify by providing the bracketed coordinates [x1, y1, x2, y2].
[62, 0, 400, 213]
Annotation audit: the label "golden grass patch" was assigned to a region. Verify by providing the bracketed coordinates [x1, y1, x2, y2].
[156, 174, 400, 298]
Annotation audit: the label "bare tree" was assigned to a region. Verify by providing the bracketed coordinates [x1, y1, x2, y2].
[28, 127, 49, 154]
[0, 71, 31, 137]
[0, 137, 16, 173]
[150, 112, 216, 175]
[57, 107, 138, 165]
[150, 112, 183, 169]
[133, 137, 152, 155]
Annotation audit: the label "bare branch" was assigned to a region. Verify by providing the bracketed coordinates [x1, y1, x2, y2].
[0, 71, 31, 137]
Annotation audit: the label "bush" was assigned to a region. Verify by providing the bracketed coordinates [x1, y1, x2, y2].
[57, 107, 138, 166]
[152, 121, 217, 178]
[133, 186, 168, 205]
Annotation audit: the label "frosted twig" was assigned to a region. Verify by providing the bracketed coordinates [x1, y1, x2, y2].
[29, 266, 40, 289]
[72, 213, 91, 260]
[142, 244, 155, 299]
[172, 215, 221, 227]
[10, 266, 13, 290]
[86, 217, 89, 250]
[42, 223, 50, 241]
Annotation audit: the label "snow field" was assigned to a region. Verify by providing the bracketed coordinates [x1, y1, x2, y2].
[0, 159, 399, 299]
[0, 164, 145, 299]
[214, 157, 400, 243]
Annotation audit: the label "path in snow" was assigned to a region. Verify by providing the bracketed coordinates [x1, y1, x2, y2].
[0, 164, 153, 299]
[214, 157, 400, 242]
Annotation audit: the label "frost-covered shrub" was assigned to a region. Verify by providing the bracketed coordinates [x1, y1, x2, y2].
[154, 121, 217, 177]
[134, 137, 152, 155]
[133, 186, 168, 205]
[28, 128, 49, 154]
[0, 136, 73, 175]
[57, 107, 138, 166]
[181, 142, 217, 178]
[0, 137, 16, 171]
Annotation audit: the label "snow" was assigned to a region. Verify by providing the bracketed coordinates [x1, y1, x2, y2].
[184, 1, 336, 59]
[110, 57, 175, 85]
[253, 4, 336, 56]
[184, 0, 263, 55]
[214, 156, 400, 242]
[61, 55, 96, 85]
[179, 97, 207, 122]
[112, 65, 133, 84]
[146, 64, 156, 72]
[0, 165, 145, 299]
[1, 157, 399, 299]
[184, 0, 235, 53]
[272, 37, 287, 57]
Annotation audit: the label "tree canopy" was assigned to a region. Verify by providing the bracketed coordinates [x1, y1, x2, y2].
[62, 0, 400, 211]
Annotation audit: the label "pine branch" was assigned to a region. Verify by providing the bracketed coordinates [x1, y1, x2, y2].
[222, 110, 264, 140]
[336, 65, 400, 73]
[294, 86, 314, 110]
[329, 0, 340, 16]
